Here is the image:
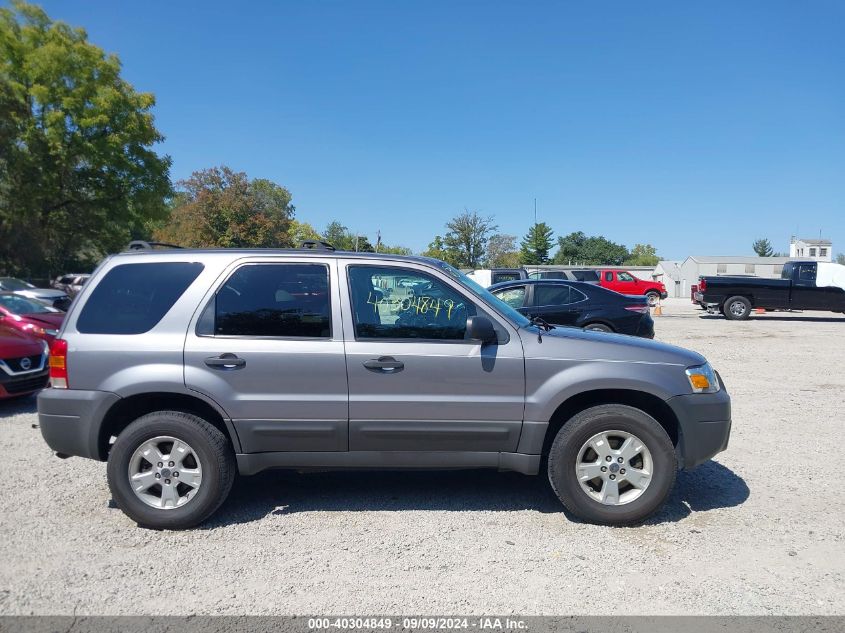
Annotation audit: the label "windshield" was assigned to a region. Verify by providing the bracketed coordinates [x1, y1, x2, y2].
[0, 277, 35, 291]
[429, 260, 532, 328]
[0, 294, 57, 314]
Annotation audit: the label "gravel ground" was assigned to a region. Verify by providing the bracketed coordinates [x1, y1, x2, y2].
[0, 298, 843, 615]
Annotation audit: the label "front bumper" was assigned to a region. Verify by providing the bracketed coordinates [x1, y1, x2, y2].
[0, 368, 48, 399]
[37, 388, 120, 460]
[660, 291, 668, 300]
[666, 386, 732, 469]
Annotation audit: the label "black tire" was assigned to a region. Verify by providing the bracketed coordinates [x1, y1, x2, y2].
[107, 410, 235, 529]
[547, 404, 677, 526]
[723, 296, 752, 320]
[645, 291, 660, 307]
[584, 323, 613, 333]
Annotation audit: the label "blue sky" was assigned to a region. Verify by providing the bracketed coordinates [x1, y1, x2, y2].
[29, 0, 845, 259]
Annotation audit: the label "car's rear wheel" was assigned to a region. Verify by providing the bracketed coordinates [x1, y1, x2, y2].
[547, 404, 677, 525]
[584, 323, 613, 333]
[723, 296, 752, 320]
[107, 411, 235, 529]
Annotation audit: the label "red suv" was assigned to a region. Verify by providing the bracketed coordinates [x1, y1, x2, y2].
[0, 293, 65, 342]
[0, 326, 49, 400]
[598, 269, 668, 306]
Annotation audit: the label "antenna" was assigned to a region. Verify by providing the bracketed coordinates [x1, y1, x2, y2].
[534, 198, 537, 225]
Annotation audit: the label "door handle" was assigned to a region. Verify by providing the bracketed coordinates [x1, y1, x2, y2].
[363, 356, 404, 372]
[204, 353, 246, 369]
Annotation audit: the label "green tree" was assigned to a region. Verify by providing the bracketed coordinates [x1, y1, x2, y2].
[320, 221, 378, 251]
[0, 0, 172, 276]
[154, 166, 293, 247]
[422, 235, 459, 265]
[624, 243, 660, 266]
[288, 219, 321, 246]
[836, 253, 845, 265]
[443, 209, 497, 268]
[519, 222, 554, 265]
[752, 238, 774, 257]
[486, 234, 520, 268]
[379, 244, 413, 255]
[553, 232, 629, 265]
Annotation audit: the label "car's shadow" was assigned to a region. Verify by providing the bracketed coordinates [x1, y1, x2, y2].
[201, 460, 748, 529]
[699, 314, 845, 323]
[0, 395, 37, 418]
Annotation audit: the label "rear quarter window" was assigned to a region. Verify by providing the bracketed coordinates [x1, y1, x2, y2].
[77, 262, 204, 334]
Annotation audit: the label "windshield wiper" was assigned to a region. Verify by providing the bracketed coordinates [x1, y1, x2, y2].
[531, 316, 555, 342]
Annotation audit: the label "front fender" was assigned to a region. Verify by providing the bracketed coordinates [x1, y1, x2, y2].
[524, 357, 688, 424]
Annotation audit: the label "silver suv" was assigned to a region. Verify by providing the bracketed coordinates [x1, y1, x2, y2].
[38, 245, 731, 529]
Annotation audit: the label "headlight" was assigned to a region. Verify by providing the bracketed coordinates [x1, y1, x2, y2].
[685, 363, 720, 393]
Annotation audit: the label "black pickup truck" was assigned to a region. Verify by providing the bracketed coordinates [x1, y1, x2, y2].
[696, 261, 845, 320]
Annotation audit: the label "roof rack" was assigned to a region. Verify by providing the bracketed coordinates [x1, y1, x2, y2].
[299, 240, 336, 251]
[126, 240, 185, 251]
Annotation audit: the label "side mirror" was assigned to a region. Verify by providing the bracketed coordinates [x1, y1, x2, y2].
[466, 315, 497, 344]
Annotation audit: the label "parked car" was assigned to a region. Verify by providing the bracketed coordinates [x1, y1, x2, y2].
[489, 280, 654, 338]
[0, 277, 69, 306]
[0, 327, 49, 400]
[598, 270, 667, 306]
[697, 261, 845, 320]
[52, 274, 90, 297]
[0, 293, 65, 342]
[527, 269, 601, 284]
[39, 246, 730, 529]
[465, 268, 527, 286]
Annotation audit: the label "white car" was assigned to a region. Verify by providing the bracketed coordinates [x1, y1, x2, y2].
[0, 277, 69, 305]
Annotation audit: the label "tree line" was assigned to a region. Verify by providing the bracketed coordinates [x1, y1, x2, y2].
[422, 210, 660, 269]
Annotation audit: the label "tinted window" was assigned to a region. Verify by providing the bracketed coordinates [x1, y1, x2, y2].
[572, 270, 599, 282]
[348, 266, 475, 340]
[493, 286, 526, 309]
[77, 263, 203, 334]
[492, 272, 522, 283]
[798, 264, 816, 282]
[212, 264, 330, 337]
[535, 284, 578, 306]
[605, 272, 613, 282]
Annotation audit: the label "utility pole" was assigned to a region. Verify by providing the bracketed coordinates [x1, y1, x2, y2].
[534, 198, 537, 226]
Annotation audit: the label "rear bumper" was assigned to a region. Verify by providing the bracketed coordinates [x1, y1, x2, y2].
[37, 388, 120, 460]
[666, 387, 732, 469]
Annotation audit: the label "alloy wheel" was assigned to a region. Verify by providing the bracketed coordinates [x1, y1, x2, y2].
[575, 430, 653, 505]
[127, 435, 203, 509]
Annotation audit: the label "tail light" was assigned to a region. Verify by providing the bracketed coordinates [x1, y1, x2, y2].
[625, 305, 650, 313]
[49, 338, 68, 389]
[699, 278, 707, 292]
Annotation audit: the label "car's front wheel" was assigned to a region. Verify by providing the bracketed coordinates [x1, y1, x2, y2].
[645, 291, 660, 307]
[107, 411, 235, 529]
[547, 404, 677, 525]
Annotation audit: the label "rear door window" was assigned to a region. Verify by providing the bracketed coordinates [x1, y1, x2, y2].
[209, 264, 331, 338]
[77, 262, 204, 334]
[534, 284, 574, 306]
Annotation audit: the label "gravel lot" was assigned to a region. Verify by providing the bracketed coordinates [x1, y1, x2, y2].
[1, 298, 843, 615]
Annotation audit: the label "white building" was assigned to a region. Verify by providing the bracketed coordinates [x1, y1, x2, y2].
[653, 260, 683, 298]
[789, 237, 832, 262]
[664, 256, 794, 298]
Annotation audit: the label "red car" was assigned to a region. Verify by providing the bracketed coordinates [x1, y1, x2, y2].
[0, 292, 65, 342]
[0, 326, 49, 400]
[598, 269, 668, 306]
